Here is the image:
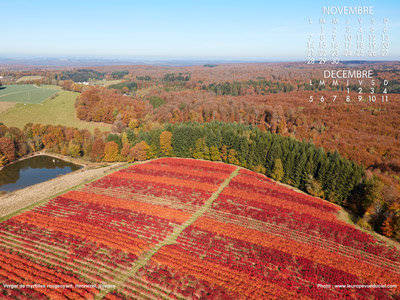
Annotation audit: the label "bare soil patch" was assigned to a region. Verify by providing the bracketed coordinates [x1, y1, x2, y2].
[0, 102, 15, 114]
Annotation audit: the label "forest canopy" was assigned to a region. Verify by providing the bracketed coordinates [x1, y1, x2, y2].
[59, 69, 105, 82]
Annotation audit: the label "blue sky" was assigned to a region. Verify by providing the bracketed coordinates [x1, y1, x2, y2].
[0, 0, 399, 60]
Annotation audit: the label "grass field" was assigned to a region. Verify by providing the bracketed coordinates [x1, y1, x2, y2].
[94, 79, 123, 86]
[15, 76, 43, 83]
[0, 84, 58, 104]
[40, 84, 62, 90]
[0, 90, 111, 132]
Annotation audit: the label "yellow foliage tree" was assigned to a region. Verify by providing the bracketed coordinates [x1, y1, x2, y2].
[160, 131, 173, 156]
[271, 158, 284, 182]
[193, 138, 209, 160]
[210, 146, 221, 161]
[103, 141, 119, 162]
[228, 149, 239, 165]
[68, 141, 81, 158]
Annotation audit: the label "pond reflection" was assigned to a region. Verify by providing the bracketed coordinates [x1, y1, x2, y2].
[0, 155, 82, 192]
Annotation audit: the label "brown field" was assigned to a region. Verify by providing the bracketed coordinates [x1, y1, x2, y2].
[0, 102, 15, 114]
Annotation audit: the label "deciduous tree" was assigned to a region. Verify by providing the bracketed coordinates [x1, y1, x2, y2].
[210, 146, 221, 161]
[91, 139, 105, 162]
[160, 131, 173, 156]
[271, 158, 284, 182]
[103, 141, 119, 162]
[130, 141, 150, 161]
[0, 137, 15, 164]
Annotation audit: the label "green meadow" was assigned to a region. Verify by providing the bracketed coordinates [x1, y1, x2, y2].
[0, 84, 58, 104]
[16, 76, 44, 83]
[0, 90, 111, 132]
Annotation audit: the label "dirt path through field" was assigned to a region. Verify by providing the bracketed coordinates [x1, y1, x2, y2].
[0, 163, 126, 219]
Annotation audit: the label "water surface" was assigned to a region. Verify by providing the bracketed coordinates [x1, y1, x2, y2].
[0, 155, 82, 192]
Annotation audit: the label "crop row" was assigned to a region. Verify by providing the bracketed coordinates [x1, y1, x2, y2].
[0, 248, 98, 300]
[216, 170, 400, 262]
[151, 158, 236, 174]
[139, 218, 398, 299]
[83, 186, 201, 214]
[91, 177, 212, 206]
[204, 208, 400, 272]
[63, 190, 191, 225]
[131, 161, 231, 179]
[191, 217, 400, 288]
[121, 164, 228, 185]
[234, 169, 338, 212]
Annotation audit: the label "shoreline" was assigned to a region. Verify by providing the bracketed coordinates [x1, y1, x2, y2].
[0, 162, 127, 219]
[0, 150, 127, 219]
[0, 151, 102, 171]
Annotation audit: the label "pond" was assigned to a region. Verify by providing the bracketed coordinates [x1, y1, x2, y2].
[0, 155, 82, 193]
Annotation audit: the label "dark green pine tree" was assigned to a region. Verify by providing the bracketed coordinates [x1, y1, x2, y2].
[282, 150, 295, 184]
[312, 147, 326, 178]
[256, 135, 270, 169]
[246, 141, 256, 169]
[323, 152, 341, 202]
[282, 141, 298, 182]
[221, 128, 237, 150]
[171, 124, 203, 157]
[316, 155, 329, 191]
[238, 136, 249, 166]
[149, 129, 162, 158]
[300, 155, 314, 190]
[280, 138, 290, 161]
[334, 160, 354, 203]
[265, 141, 283, 175]
[304, 146, 317, 173]
[205, 130, 219, 148]
[291, 151, 307, 188]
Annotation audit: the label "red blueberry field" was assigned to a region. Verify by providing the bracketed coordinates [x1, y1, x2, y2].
[0, 158, 399, 300]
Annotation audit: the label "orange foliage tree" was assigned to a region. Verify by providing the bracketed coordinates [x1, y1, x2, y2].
[130, 141, 150, 161]
[0, 137, 15, 165]
[91, 139, 105, 162]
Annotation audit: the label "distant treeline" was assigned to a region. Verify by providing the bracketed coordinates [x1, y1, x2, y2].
[136, 75, 152, 81]
[163, 73, 191, 82]
[58, 69, 105, 82]
[108, 81, 138, 93]
[111, 70, 129, 79]
[203, 80, 295, 96]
